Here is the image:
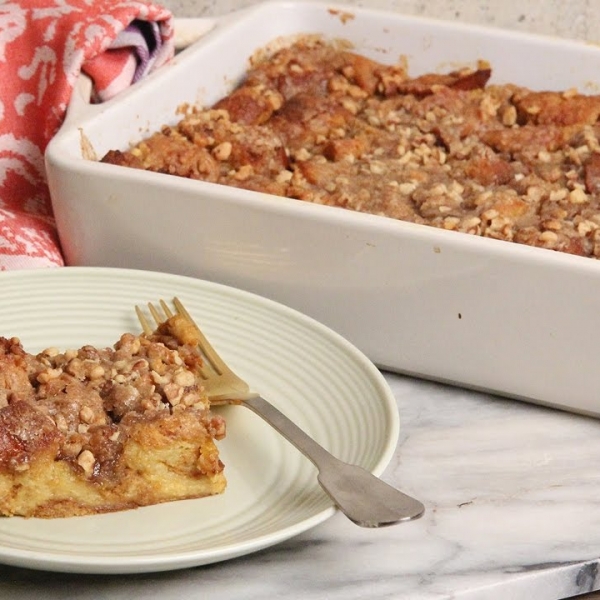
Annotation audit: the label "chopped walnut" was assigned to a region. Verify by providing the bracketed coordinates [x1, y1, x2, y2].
[77, 449, 95, 476]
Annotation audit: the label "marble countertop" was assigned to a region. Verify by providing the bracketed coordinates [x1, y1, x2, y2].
[4, 0, 600, 598]
[162, 0, 600, 43]
[3, 372, 600, 599]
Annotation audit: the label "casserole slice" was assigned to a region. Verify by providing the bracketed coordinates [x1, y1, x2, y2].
[0, 316, 226, 518]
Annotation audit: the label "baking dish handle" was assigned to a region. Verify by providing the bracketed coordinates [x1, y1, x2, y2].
[173, 17, 218, 51]
[61, 16, 218, 128]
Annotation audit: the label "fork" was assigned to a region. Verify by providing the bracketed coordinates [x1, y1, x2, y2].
[136, 298, 425, 527]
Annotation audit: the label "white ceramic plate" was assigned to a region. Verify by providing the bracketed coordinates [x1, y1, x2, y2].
[0, 267, 398, 574]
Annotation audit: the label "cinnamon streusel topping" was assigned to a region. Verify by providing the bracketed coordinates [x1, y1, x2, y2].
[0, 315, 227, 517]
[102, 37, 600, 259]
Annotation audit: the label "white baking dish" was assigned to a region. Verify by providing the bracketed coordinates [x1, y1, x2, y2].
[45, 1, 600, 416]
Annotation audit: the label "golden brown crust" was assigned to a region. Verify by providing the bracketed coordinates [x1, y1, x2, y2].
[0, 318, 226, 518]
[0, 401, 63, 473]
[103, 37, 600, 260]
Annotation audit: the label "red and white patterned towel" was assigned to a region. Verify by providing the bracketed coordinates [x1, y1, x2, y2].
[0, 0, 174, 270]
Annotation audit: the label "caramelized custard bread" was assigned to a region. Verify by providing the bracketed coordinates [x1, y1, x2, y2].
[103, 37, 600, 260]
[0, 314, 226, 518]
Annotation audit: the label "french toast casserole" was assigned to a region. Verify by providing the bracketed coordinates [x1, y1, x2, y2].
[102, 37, 600, 260]
[0, 313, 226, 518]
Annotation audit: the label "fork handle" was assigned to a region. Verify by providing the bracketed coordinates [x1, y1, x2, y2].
[243, 396, 424, 527]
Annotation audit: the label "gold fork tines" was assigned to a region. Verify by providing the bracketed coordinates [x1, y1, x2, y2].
[135, 305, 155, 336]
[136, 298, 255, 402]
[172, 298, 228, 379]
